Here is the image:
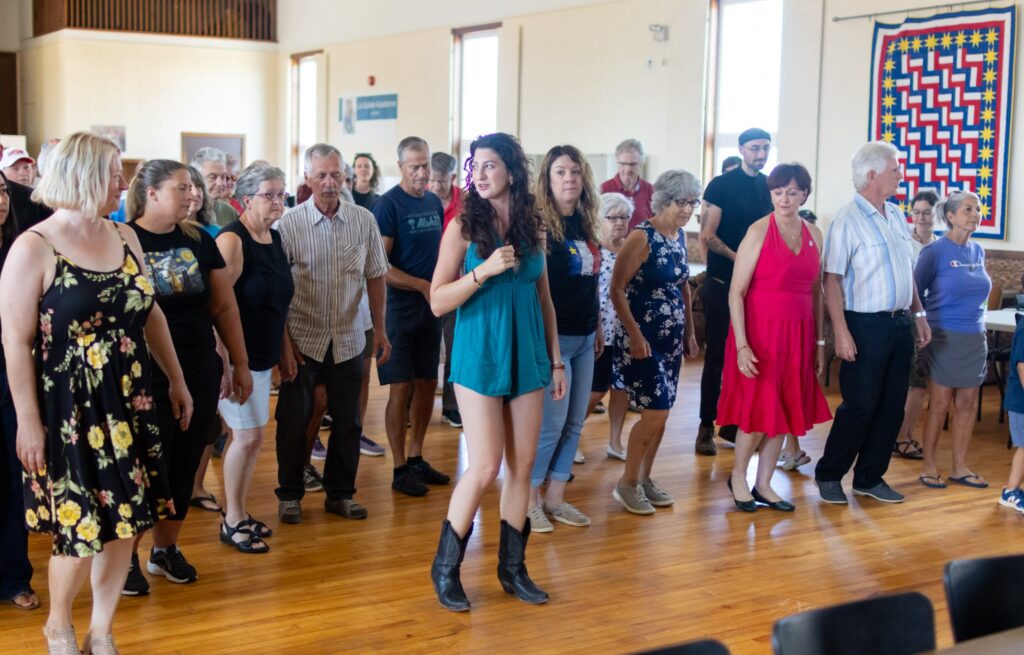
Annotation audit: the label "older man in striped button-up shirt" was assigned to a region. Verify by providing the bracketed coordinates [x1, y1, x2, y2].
[273, 144, 391, 525]
[814, 141, 932, 507]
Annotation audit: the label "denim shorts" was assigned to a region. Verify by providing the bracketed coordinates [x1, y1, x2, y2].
[1010, 411, 1024, 448]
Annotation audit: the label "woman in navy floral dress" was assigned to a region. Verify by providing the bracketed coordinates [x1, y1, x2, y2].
[0, 132, 192, 655]
[610, 170, 701, 516]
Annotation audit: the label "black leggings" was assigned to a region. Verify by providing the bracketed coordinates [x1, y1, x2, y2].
[153, 346, 222, 521]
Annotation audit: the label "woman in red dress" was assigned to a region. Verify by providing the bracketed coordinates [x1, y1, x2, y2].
[718, 163, 832, 512]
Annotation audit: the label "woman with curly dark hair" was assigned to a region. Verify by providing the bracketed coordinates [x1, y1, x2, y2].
[527, 145, 601, 532]
[428, 132, 567, 612]
[351, 153, 381, 210]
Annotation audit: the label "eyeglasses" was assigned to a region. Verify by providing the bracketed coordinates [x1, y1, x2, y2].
[742, 145, 771, 154]
[604, 214, 630, 222]
[616, 161, 642, 169]
[250, 191, 290, 203]
[673, 198, 702, 209]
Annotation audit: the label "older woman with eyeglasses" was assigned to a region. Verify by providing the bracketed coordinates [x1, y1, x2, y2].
[916, 190, 991, 490]
[895, 189, 940, 461]
[586, 193, 633, 461]
[609, 170, 701, 515]
[216, 164, 294, 553]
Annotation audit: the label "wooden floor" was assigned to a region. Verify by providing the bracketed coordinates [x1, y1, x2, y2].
[4, 356, 1023, 654]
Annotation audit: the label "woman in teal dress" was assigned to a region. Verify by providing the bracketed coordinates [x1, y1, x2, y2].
[429, 133, 567, 612]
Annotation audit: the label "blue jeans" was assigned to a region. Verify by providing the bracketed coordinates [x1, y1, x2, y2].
[531, 333, 595, 486]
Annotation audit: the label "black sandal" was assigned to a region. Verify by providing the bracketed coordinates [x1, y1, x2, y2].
[239, 515, 273, 538]
[220, 520, 270, 554]
[190, 494, 222, 512]
[892, 439, 924, 460]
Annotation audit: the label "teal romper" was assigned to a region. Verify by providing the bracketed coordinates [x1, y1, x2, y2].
[449, 241, 551, 398]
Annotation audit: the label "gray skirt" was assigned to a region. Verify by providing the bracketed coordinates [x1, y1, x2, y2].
[923, 327, 987, 388]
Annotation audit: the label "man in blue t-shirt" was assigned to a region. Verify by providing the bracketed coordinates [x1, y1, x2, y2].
[373, 136, 449, 497]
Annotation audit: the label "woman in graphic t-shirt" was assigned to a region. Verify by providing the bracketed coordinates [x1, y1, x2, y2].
[124, 160, 252, 591]
[527, 145, 602, 532]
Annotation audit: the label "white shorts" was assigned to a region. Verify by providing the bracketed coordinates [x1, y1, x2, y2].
[218, 368, 272, 430]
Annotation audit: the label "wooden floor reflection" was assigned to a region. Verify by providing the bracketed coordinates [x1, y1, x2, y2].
[3, 357, 1022, 654]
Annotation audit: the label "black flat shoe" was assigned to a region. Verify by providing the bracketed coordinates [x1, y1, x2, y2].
[751, 487, 795, 512]
[727, 478, 757, 513]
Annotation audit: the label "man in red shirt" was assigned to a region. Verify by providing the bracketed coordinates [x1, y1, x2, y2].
[430, 152, 462, 233]
[600, 138, 654, 229]
[428, 152, 463, 428]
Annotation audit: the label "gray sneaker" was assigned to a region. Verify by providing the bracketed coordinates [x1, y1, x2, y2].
[613, 483, 656, 515]
[324, 497, 368, 519]
[853, 481, 905, 504]
[545, 502, 591, 527]
[816, 480, 849, 505]
[278, 499, 302, 524]
[303, 465, 323, 492]
[641, 479, 674, 507]
[528, 505, 553, 533]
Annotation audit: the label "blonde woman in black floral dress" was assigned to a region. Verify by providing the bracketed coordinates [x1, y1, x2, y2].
[0, 132, 192, 655]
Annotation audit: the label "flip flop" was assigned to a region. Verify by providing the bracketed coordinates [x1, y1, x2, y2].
[918, 474, 947, 489]
[7, 590, 40, 610]
[189, 494, 222, 512]
[949, 473, 989, 489]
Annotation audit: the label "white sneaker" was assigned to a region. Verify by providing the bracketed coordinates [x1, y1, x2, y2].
[545, 502, 591, 527]
[606, 445, 626, 461]
[573, 449, 585, 464]
[527, 505, 553, 533]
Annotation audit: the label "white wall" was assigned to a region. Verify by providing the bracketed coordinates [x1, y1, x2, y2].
[19, 30, 280, 165]
[276, 0, 614, 51]
[812, 0, 1024, 249]
[0, 0, 22, 52]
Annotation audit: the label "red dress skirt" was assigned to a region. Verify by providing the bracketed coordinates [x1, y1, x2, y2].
[717, 214, 832, 437]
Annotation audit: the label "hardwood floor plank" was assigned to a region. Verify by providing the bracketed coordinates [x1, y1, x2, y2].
[3, 357, 1022, 653]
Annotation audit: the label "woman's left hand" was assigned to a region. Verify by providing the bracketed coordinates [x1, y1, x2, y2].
[595, 331, 605, 360]
[169, 381, 194, 431]
[219, 364, 232, 400]
[815, 345, 826, 378]
[550, 368, 568, 401]
[233, 365, 254, 405]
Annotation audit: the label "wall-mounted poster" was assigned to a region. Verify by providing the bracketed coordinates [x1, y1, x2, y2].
[92, 125, 126, 152]
[868, 7, 1016, 239]
[338, 93, 398, 138]
[180, 132, 246, 167]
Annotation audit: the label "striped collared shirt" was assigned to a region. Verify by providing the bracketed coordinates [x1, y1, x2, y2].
[823, 193, 915, 313]
[276, 198, 389, 363]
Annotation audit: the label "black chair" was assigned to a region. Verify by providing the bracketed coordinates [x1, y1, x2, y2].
[634, 639, 730, 655]
[771, 592, 935, 655]
[944, 553, 1024, 642]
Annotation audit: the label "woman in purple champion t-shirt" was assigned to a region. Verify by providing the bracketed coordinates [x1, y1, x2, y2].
[914, 190, 992, 490]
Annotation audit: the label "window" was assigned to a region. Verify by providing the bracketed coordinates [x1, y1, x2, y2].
[707, 0, 783, 176]
[289, 52, 323, 189]
[452, 25, 500, 180]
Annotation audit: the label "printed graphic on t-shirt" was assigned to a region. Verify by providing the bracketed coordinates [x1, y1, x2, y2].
[566, 240, 600, 277]
[145, 248, 205, 296]
[403, 212, 442, 235]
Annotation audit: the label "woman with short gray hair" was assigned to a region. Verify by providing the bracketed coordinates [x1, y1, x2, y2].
[915, 189, 991, 490]
[215, 163, 295, 552]
[608, 169, 701, 515]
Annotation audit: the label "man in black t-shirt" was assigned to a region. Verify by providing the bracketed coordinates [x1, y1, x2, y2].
[696, 128, 773, 456]
[373, 136, 449, 497]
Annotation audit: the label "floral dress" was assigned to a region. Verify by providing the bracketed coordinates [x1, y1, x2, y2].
[22, 229, 174, 557]
[612, 222, 689, 410]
